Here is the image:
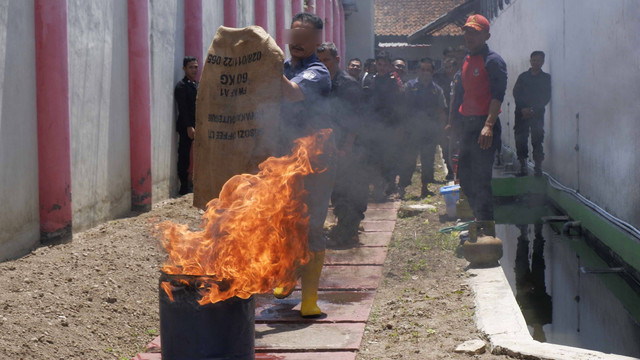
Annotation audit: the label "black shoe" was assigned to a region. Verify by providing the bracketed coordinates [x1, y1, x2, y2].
[385, 183, 398, 196]
[517, 160, 528, 177]
[421, 185, 435, 198]
[534, 165, 542, 177]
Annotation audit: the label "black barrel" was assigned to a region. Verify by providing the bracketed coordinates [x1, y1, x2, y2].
[159, 273, 255, 360]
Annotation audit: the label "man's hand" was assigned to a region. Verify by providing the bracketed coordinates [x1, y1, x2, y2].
[281, 75, 305, 102]
[478, 124, 493, 150]
[187, 127, 195, 140]
[521, 107, 534, 119]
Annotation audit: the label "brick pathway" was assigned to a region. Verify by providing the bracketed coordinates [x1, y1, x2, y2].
[133, 201, 400, 360]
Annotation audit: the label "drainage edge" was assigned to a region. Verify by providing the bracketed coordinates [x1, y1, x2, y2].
[467, 266, 639, 360]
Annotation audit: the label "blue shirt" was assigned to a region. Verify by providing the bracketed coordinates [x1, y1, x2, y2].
[280, 54, 331, 153]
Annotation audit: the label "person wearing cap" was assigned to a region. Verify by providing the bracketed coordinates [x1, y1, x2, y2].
[455, 14, 507, 236]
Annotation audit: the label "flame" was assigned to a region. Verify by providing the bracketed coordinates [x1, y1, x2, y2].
[157, 129, 332, 305]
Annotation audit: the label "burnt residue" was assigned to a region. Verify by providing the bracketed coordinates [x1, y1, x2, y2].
[159, 272, 254, 360]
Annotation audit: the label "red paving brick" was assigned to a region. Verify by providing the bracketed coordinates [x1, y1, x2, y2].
[358, 231, 393, 247]
[365, 201, 401, 210]
[361, 220, 396, 232]
[145, 336, 161, 352]
[325, 246, 388, 265]
[135, 199, 398, 359]
[319, 265, 383, 290]
[363, 207, 399, 221]
[255, 291, 376, 323]
[255, 323, 365, 351]
[132, 353, 161, 360]
[255, 352, 356, 360]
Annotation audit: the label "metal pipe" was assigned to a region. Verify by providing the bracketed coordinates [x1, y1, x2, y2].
[562, 220, 582, 235]
[254, 0, 269, 30]
[224, 0, 238, 28]
[184, 0, 203, 81]
[34, 0, 73, 241]
[127, 0, 152, 212]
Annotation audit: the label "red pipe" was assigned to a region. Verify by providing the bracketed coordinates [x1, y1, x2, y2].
[255, 0, 268, 30]
[325, 0, 332, 42]
[224, 0, 238, 27]
[276, 0, 285, 50]
[184, 0, 203, 81]
[316, 0, 325, 41]
[292, 0, 303, 15]
[333, 0, 341, 56]
[127, 0, 152, 212]
[337, 1, 345, 68]
[34, 0, 72, 240]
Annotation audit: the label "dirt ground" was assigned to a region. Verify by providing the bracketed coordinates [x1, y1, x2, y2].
[356, 165, 510, 360]
[0, 157, 511, 360]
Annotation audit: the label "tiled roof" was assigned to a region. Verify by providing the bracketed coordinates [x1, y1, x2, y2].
[375, 0, 466, 36]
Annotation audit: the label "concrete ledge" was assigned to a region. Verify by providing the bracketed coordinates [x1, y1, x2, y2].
[467, 266, 638, 360]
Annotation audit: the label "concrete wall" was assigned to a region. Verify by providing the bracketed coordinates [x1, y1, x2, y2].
[489, 0, 640, 228]
[68, 0, 130, 230]
[149, 0, 183, 201]
[0, 0, 39, 261]
[0, 1, 291, 261]
[344, 0, 374, 61]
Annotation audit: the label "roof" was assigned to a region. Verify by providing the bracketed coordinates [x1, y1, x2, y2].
[408, 0, 481, 43]
[374, 0, 467, 37]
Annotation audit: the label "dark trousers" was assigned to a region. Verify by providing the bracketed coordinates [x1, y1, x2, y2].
[398, 130, 439, 189]
[514, 113, 544, 163]
[331, 152, 369, 230]
[458, 116, 501, 221]
[177, 132, 192, 189]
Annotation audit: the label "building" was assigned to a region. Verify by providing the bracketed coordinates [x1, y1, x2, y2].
[374, 0, 466, 70]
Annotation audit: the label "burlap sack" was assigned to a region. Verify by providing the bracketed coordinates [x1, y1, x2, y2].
[193, 26, 284, 209]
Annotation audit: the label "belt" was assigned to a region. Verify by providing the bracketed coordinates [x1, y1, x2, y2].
[463, 115, 488, 121]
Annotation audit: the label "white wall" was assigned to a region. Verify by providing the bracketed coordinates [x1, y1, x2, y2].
[0, 0, 39, 261]
[202, 1, 225, 55]
[149, 0, 183, 200]
[68, 0, 131, 231]
[344, 0, 374, 62]
[490, 0, 640, 227]
[237, 0, 255, 28]
[0, 0, 286, 261]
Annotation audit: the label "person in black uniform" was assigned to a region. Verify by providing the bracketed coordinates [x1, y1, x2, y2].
[513, 51, 551, 176]
[174, 56, 198, 195]
[434, 57, 460, 181]
[275, 12, 333, 318]
[317, 42, 367, 245]
[369, 50, 405, 200]
[399, 58, 447, 198]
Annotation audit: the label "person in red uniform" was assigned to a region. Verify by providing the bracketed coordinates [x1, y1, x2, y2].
[456, 14, 507, 234]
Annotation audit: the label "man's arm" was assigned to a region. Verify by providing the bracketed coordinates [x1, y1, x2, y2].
[535, 74, 552, 114]
[174, 83, 191, 135]
[512, 73, 524, 107]
[281, 75, 305, 102]
[480, 55, 507, 149]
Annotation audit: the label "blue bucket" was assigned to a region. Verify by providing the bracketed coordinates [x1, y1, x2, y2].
[439, 185, 460, 218]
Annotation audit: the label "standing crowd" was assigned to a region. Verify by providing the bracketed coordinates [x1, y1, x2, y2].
[174, 12, 551, 318]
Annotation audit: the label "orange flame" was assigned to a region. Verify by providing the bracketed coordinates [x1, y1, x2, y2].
[157, 129, 332, 305]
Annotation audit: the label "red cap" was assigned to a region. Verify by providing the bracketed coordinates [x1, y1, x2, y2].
[463, 14, 490, 32]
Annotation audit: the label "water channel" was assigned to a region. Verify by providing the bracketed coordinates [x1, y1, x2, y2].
[494, 198, 640, 358]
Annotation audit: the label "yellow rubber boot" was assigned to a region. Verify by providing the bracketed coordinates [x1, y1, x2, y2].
[273, 284, 295, 299]
[300, 251, 325, 318]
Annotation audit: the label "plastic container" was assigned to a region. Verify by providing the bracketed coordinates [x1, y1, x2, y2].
[440, 185, 461, 219]
[159, 272, 255, 360]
